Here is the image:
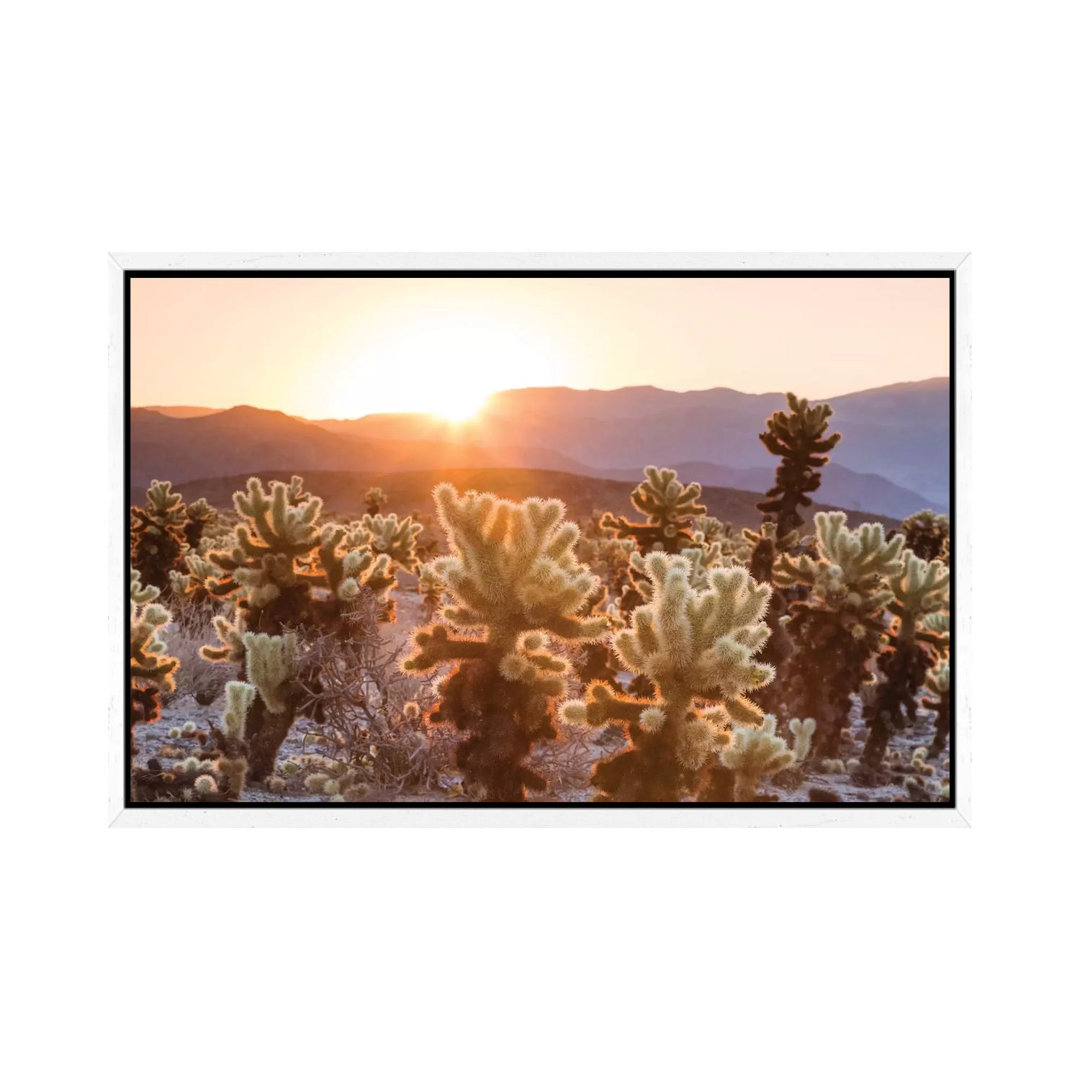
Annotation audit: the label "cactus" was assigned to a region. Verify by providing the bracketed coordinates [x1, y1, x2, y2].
[600, 466, 707, 554]
[741, 520, 797, 717]
[130, 480, 190, 591]
[773, 511, 905, 758]
[861, 551, 950, 768]
[183, 498, 217, 549]
[365, 485, 388, 516]
[721, 715, 796, 801]
[757, 393, 841, 543]
[900, 510, 950, 563]
[196, 476, 397, 780]
[788, 716, 816, 762]
[402, 483, 607, 801]
[561, 552, 775, 802]
[129, 568, 179, 740]
[361, 512, 423, 620]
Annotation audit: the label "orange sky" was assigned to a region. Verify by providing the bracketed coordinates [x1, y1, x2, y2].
[131, 275, 949, 419]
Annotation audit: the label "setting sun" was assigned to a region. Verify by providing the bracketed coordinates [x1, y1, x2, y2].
[346, 313, 565, 420]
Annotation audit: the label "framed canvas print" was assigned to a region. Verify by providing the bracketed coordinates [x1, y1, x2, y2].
[109, 253, 970, 826]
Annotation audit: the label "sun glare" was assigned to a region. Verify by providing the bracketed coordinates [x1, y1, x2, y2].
[352, 314, 564, 420]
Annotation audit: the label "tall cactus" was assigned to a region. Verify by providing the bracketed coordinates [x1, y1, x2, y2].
[774, 511, 905, 758]
[130, 480, 189, 591]
[601, 466, 707, 554]
[403, 483, 607, 801]
[860, 551, 950, 768]
[757, 393, 841, 543]
[561, 552, 775, 801]
[129, 568, 179, 741]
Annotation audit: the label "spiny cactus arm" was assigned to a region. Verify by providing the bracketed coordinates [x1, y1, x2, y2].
[242, 632, 298, 714]
[918, 611, 950, 653]
[200, 609, 247, 663]
[560, 680, 656, 727]
[401, 624, 489, 672]
[789, 716, 816, 762]
[222, 681, 256, 739]
[888, 551, 950, 638]
[631, 466, 707, 520]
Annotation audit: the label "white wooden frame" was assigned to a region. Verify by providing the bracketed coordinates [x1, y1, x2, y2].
[108, 252, 971, 827]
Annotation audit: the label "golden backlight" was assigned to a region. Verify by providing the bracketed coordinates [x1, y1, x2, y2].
[355, 314, 563, 421]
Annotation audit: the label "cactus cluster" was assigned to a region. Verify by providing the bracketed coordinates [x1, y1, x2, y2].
[900, 509, 950, 563]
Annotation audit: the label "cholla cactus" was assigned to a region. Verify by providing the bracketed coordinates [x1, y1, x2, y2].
[561, 552, 775, 802]
[861, 551, 950, 768]
[361, 512, 423, 620]
[721, 715, 796, 801]
[788, 716, 816, 763]
[129, 569, 179, 738]
[926, 661, 951, 758]
[740, 520, 798, 717]
[773, 511, 906, 758]
[901, 510, 950, 563]
[365, 485, 388, 516]
[601, 466, 707, 554]
[196, 476, 397, 780]
[757, 393, 841, 543]
[183, 498, 217, 549]
[130, 480, 190, 591]
[402, 483, 606, 801]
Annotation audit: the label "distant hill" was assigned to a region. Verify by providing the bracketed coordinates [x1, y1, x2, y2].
[152, 468, 901, 535]
[131, 377, 949, 519]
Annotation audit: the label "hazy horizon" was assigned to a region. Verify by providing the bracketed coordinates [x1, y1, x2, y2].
[131, 276, 950, 421]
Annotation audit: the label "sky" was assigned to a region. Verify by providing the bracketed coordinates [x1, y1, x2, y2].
[131, 275, 949, 421]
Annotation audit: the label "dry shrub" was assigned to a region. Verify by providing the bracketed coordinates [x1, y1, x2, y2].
[294, 595, 455, 796]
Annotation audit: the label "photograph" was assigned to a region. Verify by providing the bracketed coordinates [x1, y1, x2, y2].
[125, 267, 954, 809]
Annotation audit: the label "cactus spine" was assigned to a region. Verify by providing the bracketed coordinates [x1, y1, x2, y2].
[403, 483, 607, 801]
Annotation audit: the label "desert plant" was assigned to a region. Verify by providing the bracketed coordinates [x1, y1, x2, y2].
[600, 466, 707, 554]
[129, 568, 179, 741]
[926, 660, 950, 759]
[757, 392, 841, 543]
[721, 715, 796, 801]
[860, 551, 950, 767]
[773, 511, 906, 758]
[183, 497, 217, 549]
[130, 480, 190, 591]
[361, 511, 423, 620]
[561, 552, 775, 802]
[365, 485, 388, 515]
[900, 510, 950, 563]
[198, 475, 396, 779]
[402, 483, 607, 801]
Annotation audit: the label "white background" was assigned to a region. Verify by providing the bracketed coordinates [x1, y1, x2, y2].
[3, 2, 1073, 1077]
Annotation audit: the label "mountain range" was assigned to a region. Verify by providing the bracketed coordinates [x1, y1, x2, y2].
[133, 378, 949, 519]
